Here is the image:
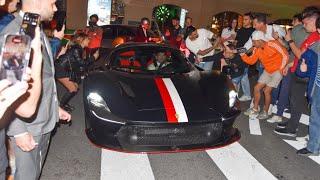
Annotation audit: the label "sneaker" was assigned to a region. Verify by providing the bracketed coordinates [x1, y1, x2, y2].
[239, 95, 252, 102]
[277, 121, 288, 128]
[296, 135, 309, 142]
[267, 115, 283, 123]
[257, 111, 269, 120]
[274, 128, 297, 137]
[268, 104, 274, 115]
[244, 107, 259, 116]
[297, 148, 319, 156]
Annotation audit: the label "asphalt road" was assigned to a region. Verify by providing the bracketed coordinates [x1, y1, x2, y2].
[40, 77, 320, 180]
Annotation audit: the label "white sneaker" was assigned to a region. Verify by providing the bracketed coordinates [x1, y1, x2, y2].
[267, 115, 283, 123]
[268, 104, 274, 115]
[296, 135, 309, 142]
[239, 95, 252, 102]
[257, 111, 269, 120]
[244, 107, 259, 116]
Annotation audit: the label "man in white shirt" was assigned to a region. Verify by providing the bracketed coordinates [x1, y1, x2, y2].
[244, 14, 286, 50]
[186, 26, 220, 71]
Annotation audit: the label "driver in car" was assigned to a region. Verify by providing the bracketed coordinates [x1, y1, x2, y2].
[147, 51, 171, 70]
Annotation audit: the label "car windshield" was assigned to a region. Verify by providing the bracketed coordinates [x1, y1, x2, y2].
[110, 46, 190, 75]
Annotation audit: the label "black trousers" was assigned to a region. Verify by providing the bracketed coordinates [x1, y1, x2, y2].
[286, 73, 309, 132]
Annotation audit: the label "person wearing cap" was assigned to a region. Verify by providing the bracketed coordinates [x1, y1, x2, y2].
[241, 30, 288, 120]
[243, 13, 287, 78]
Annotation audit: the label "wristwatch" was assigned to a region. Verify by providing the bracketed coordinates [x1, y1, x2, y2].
[287, 40, 294, 44]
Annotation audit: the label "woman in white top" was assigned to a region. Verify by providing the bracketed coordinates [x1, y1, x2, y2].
[221, 18, 238, 44]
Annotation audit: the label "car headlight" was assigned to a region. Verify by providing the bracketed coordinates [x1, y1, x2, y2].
[87, 92, 126, 125]
[87, 92, 111, 112]
[229, 90, 238, 108]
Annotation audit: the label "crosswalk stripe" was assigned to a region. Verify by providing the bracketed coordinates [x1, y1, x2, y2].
[270, 105, 310, 125]
[206, 142, 277, 180]
[249, 116, 262, 135]
[299, 114, 309, 126]
[101, 150, 155, 180]
[283, 140, 320, 165]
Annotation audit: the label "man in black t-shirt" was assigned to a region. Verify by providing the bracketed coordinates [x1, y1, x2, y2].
[171, 17, 182, 39]
[234, 13, 255, 101]
[182, 17, 195, 39]
[235, 13, 255, 48]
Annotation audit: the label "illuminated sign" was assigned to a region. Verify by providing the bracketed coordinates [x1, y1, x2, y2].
[87, 0, 112, 26]
[180, 9, 188, 28]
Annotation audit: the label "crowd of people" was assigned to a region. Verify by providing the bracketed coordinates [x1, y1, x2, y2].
[0, 0, 319, 180]
[181, 7, 320, 157]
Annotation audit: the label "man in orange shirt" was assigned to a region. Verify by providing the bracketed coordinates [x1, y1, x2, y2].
[241, 31, 288, 119]
[85, 14, 103, 55]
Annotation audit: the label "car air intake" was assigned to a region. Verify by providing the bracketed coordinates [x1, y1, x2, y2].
[117, 122, 223, 148]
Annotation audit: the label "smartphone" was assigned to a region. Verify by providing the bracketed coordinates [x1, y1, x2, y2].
[20, 12, 41, 39]
[55, 12, 66, 31]
[236, 47, 247, 54]
[56, 17, 66, 32]
[0, 34, 32, 83]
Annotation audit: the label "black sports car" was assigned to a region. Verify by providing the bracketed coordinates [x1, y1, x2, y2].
[83, 43, 241, 153]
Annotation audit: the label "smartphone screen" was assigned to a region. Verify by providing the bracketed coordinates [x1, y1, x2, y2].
[20, 12, 40, 39]
[0, 34, 31, 83]
[236, 47, 247, 54]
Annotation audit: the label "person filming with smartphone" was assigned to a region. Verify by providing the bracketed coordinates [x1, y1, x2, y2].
[0, 0, 71, 179]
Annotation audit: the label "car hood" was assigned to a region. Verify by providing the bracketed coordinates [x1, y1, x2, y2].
[92, 70, 230, 122]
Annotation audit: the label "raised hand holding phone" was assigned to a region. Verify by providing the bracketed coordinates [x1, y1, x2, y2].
[29, 26, 42, 79]
[0, 34, 32, 83]
[53, 24, 65, 40]
[20, 12, 40, 39]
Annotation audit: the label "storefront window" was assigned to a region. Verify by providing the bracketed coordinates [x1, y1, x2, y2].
[87, 0, 112, 25]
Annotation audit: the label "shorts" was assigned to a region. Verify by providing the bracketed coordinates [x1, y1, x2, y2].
[258, 70, 283, 88]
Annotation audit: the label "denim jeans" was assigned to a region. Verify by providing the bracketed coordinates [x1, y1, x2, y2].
[198, 61, 214, 71]
[307, 85, 320, 153]
[240, 68, 251, 97]
[271, 72, 292, 116]
[232, 75, 242, 91]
